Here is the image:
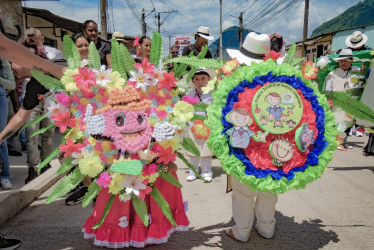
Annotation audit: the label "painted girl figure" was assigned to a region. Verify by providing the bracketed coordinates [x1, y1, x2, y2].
[226, 108, 255, 149]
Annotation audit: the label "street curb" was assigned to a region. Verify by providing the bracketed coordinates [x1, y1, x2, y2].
[0, 159, 63, 227]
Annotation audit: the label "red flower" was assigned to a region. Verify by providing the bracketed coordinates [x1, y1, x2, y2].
[138, 179, 152, 200]
[158, 71, 177, 90]
[191, 120, 210, 140]
[133, 35, 140, 47]
[156, 147, 177, 165]
[263, 50, 282, 61]
[142, 163, 159, 177]
[59, 138, 84, 158]
[51, 110, 76, 133]
[221, 58, 239, 75]
[302, 61, 318, 80]
[134, 58, 155, 74]
[73, 67, 96, 91]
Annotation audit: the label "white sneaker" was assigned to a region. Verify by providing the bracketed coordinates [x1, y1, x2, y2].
[186, 175, 197, 182]
[203, 176, 212, 182]
[1, 178, 12, 190]
[356, 131, 364, 137]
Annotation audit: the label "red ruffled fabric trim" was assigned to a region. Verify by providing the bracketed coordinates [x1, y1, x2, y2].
[82, 172, 189, 248]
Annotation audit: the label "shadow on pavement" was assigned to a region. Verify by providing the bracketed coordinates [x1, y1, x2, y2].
[330, 166, 374, 174]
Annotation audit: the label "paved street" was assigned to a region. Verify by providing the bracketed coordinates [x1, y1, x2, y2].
[0, 135, 373, 249]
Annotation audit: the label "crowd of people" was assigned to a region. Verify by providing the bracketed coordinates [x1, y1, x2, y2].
[0, 13, 373, 249]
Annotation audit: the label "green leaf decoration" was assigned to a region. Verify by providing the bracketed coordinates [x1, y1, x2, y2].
[167, 57, 223, 69]
[92, 194, 115, 229]
[119, 43, 135, 76]
[45, 167, 85, 204]
[88, 41, 101, 69]
[71, 42, 82, 69]
[82, 179, 102, 207]
[150, 31, 163, 66]
[349, 70, 369, 76]
[193, 102, 209, 112]
[111, 38, 128, 80]
[191, 114, 207, 122]
[181, 137, 200, 156]
[150, 186, 177, 227]
[291, 57, 305, 67]
[177, 152, 204, 181]
[57, 156, 74, 175]
[63, 35, 75, 69]
[173, 51, 194, 79]
[343, 88, 364, 97]
[132, 195, 149, 227]
[19, 114, 46, 135]
[159, 172, 183, 188]
[324, 90, 374, 124]
[30, 124, 55, 138]
[31, 70, 65, 91]
[283, 43, 296, 65]
[186, 66, 198, 83]
[37, 147, 60, 175]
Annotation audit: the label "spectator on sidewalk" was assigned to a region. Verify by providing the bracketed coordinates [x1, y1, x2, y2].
[26, 28, 62, 60]
[182, 26, 214, 58]
[166, 45, 180, 72]
[346, 31, 372, 52]
[83, 20, 111, 68]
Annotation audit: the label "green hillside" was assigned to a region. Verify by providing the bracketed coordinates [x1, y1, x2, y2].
[311, 0, 374, 38]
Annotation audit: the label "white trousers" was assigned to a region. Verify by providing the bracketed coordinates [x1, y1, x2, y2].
[188, 157, 212, 178]
[231, 175, 278, 241]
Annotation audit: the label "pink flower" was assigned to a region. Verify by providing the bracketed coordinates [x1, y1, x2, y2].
[157, 110, 168, 119]
[142, 163, 158, 177]
[60, 138, 84, 158]
[73, 67, 96, 91]
[138, 179, 152, 200]
[156, 147, 177, 165]
[263, 50, 282, 61]
[55, 93, 70, 106]
[155, 95, 166, 105]
[133, 35, 140, 47]
[182, 96, 199, 105]
[71, 94, 80, 104]
[134, 58, 155, 74]
[97, 172, 111, 188]
[51, 111, 76, 133]
[80, 89, 96, 99]
[158, 72, 177, 90]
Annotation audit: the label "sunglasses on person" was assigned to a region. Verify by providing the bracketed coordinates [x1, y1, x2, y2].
[171, 51, 179, 54]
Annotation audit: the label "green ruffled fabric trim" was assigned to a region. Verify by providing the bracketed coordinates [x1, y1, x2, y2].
[206, 60, 337, 194]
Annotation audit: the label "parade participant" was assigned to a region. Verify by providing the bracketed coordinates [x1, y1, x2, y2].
[325, 49, 360, 150]
[83, 20, 111, 68]
[224, 32, 279, 241]
[135, 36, 151, 63]
[182, 26, 214, 58]
[186, 69, 215, 182]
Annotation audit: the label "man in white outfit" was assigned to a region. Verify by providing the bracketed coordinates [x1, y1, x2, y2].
[225, 32, 278, 242]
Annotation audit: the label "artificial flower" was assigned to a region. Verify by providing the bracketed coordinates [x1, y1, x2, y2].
[78, 153, 103, 178]
[129, 68, 154, 91]
[108, 173, 126, 195]
[221, 58, 239, 75]
[64, 126, 84, 142]
[142, 163, 159, 177]
[302, 61, 318, 80]
[175, 77, 191, 94]
[51, 110, 76, 133]
[121, 175, 147, 197]
[158, 71, 177, 90]
[137, 179, 152, 200]
[181, 96, 199, 105]
[316, 56, 331, 69]
[133, 35, 140, 47]
[134, 58, 155, 74]
[71, 147, 89, 164]
[153, 59, 166, 82]
[92, 65, 113, 86]
[202, 77, 217, 94]
[80, 59, 89, 68]
[97, 172, 112, 188]
[156, 146, 177, 165]
[107, 71, 126, 90]
[350, 76, 359, 84]
[173, 101, 194, 123]
[55, 93, 70, 106]
[60, 138, 84, 158]
[119, 193, 131, 202]
[191, 120, 210, 140]
[61, 68, 79, 92]
[73, 67, 96, 91]
[45, 101, 68, 119]
[263, 50, 282, 61]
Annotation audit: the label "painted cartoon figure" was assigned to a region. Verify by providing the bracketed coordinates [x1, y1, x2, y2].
[286, 120, 297, 128]
[266, 92, 285, 121]
[85, 86, 152, 153]
[295, 123, 315, 152]
[269, 137, 294, 167]
[226, 108, 255, 148]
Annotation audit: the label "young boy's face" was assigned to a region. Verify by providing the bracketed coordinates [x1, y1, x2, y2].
[192, 73, 211, 90]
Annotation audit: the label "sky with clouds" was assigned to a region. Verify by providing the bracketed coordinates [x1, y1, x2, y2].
[23, 0, 362, 53]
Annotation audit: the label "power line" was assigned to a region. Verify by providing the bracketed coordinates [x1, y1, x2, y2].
[58, 0, 76, 15]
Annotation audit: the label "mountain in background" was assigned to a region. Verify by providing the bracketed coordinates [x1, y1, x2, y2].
[311, 0, 374, 38]
[208, 26, 254, 61]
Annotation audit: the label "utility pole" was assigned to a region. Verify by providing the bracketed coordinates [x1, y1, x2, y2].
[239, 12, 243, 49]
[100, 0, 107, 40]
[302, 0, 309, 57]
[157, 13, 161, 33]
[219, 0, 223, 60]
[142, 8, 146, 37]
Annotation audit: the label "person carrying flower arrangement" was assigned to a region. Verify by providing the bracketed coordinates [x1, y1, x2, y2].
[185, 69, 215, 182]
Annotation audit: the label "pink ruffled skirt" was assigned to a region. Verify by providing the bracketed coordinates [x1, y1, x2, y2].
[82, 172, 189, 248]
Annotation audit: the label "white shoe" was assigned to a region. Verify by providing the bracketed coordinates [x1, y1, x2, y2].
[344, 144, 353, 149]
[1, 178, 12, 190]
[356, 131, 364, 137]
[186, 175, 197, 182]
[203, 176, 212, 182]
